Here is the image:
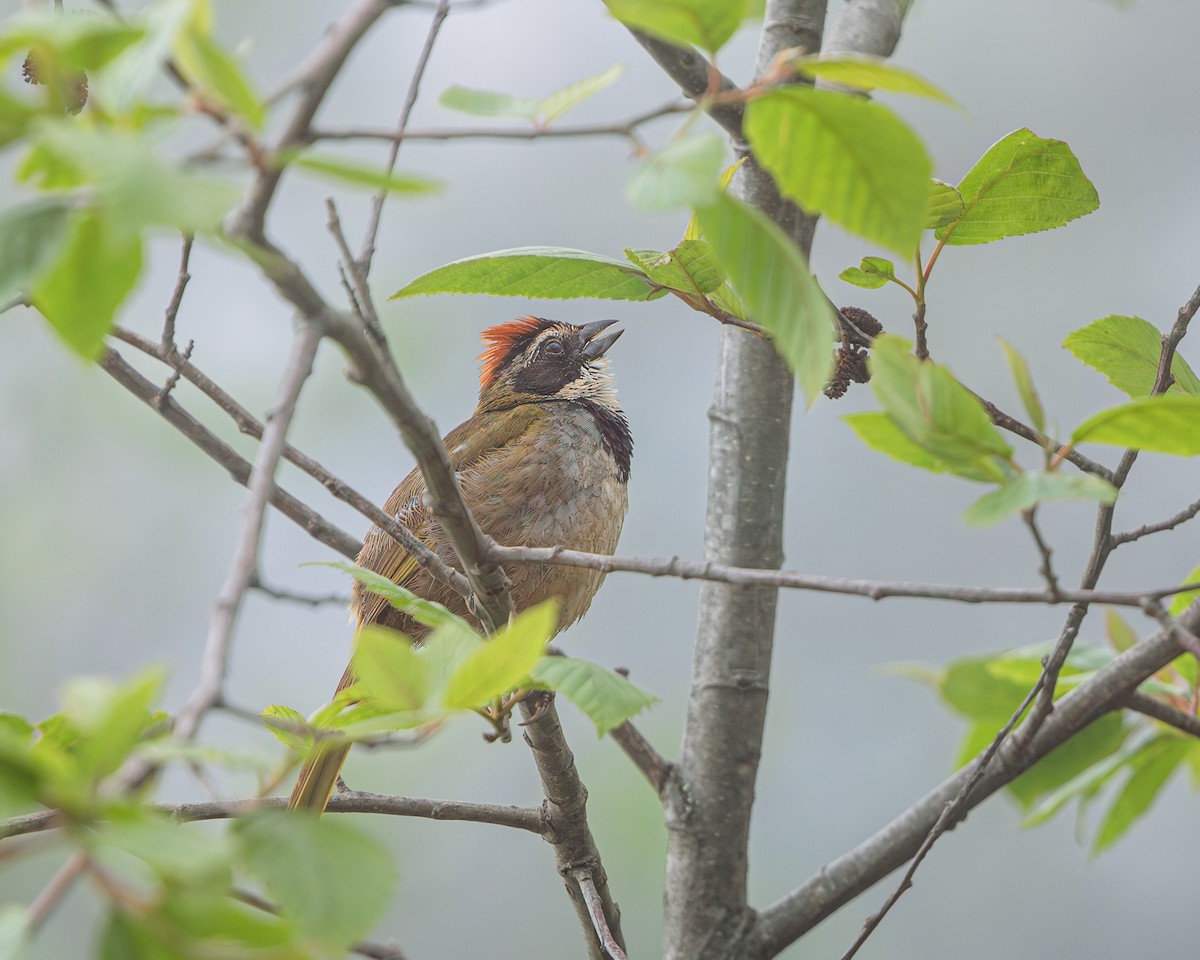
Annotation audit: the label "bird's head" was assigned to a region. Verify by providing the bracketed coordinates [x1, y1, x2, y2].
[476, 316, 623, 412]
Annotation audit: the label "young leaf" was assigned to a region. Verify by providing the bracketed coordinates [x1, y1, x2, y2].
[352, 626, 429, 711]
[442, 600, 558, 709]
[744, 86, 931, 255]
[838, 256, 895, 290]
[938, 128, 1099, 245]
[31, 210, 142, 359]
[845, 412, 1001, 482]
[1169, 562, 1200, 617]
[963, 471, 1117, 527]
[683, 157, 745, 241]
[0, 197, 73, 303]
[925, 179, 964, 229]
[1, 11, 144, 71]
[1022, 737, 1146, 827]
[868, 335, 1012, 478]
[626, 133, 725, 212]
[259, 705, 312, 753]
[390, 247, 660, 302]
[1071, 395, 1200, 454]
[1007, 713, 1129, 811]
[536, 63, 624, 125]
[530, 657, 658, 734]
[694, 192, 836, 405]
[789, 55, 958, 106]
[1063, 315, 1200, 398]
[1093, 735, 1191, 853]
[998, 337, 1046, 434]
[313, 561, 470, 632]
[95, 812, 233, 884]
[624, 240, 725, 296]
[1104, 607, 1139, 653]
[287, 153, 439, 194]
[438, 86, 539, 120]
[604, 0, 749, 53]
[235, 811, 397, 950]
[172, 24, 264, 128]
[61, 668, 163, 781]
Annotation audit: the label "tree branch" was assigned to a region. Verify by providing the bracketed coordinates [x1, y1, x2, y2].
[626, 31, 746, 139]
[1125, 691, 1200, 739]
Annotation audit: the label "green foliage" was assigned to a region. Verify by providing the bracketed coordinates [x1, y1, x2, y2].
[0, 906, 27, 960]
[353, 627, 430, 712]
[443, 601, 558, 709]
[531, 657, 659, 734]
[1104, 607, 1138, 653]
[1168, 562, 1200, 617]
[172, 16, 264, 128]
[285, 152, 440, 194]
[1091, 735, 1191, 852]
[924, 179, 964, 229]
[936, 128, 1099, 245]
[314, 561, 470, 631]
[604, 0, 751, 53]
[0, 197, 73, 304]
[745, 86, 931, 254]
[624, 241, 725, 296]
[839, 256, 895, 290]
[963, 471, 1116, 527]
[788, 55, 957, 106]
[440, 64, 624, 126]
[626, 133, 725, 212]
[998, 337, 1046, 435]
[1071, 395, 1200, 454]
[843, 411, 992, 478]
[694, 192, 836, 404]
[234, 810, 397, 950]
[1063, 315, 1200, 398]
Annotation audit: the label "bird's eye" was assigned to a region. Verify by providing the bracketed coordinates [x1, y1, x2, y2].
[542, 338, 566, 357]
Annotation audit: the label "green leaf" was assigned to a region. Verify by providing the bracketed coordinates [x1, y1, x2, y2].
[1093, 734, 1190, 853]
[442, 601, 558, 709]
[234, 811, 396, 950]
[172, 25, 264, 128]
[925, 179, 964, 229]
[626, 133, 725, 212]
[390, 247, 661, 302]
[0, 197, 74, 303]
[536, 63, 624, 125]
[530, 657, 658, 734]
[937, 128, 1099, 245]
[683, 157, 745, 241]
[1022, 736, 1146, 827]
[1008, 713, 1130, 810]
[838, 256, 894, 290]
[438, 85, 539, 120]
[963, 471, 1117, 527]
[868, 334, 1012, 479]
[259, 705, 313, 753]
[1071, 395, 1200, 454]
[95, 812, 233, 884]
[745, 86, 931, 255]
[0, 11, 144, 71]
[160, 888, 303, 953]
[789, 55, 958, 106]
[287, 153, 440, 194]
[352, 626, 428, 711]
[998, 337, 1046, 434]
[1063, 315, 1200, 398]
[61, 668, 163, 781]
[313, 561, 470, 632]
[0, 905, 27, 960]
[604, 0, 749, 52]
[624, 240, 725, 295]
[31, 210, 142, 359]
[1105, 608, 1139, 653]
[1169, 563, 1200, 617]
[694, 192, 835, 405]
[844, 412, 1001, 482]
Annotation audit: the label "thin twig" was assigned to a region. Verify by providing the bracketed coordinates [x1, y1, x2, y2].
[573, 869, 629, 960]
[1141, 599, 1200, 660]
[327, 199, 384, 345]
[26, 851, 87, 934]
[248, 571, 349, 608]
[1022, 509, 1060, 600]
[161, 233, 194, 349]
[980, 399, 1112, 481]
[357, 0, 451, 278]
[1111, 495, 1200, 547]
[1125, 691, 1200, 739]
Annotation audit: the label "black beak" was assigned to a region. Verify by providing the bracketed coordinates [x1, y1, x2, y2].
[580, 319, 623, 360]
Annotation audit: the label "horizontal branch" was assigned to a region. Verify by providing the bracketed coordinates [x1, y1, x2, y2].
[1125, 691, 1200, 739]
[490, 543, 1200, 609]
[0, 790, 546, 841]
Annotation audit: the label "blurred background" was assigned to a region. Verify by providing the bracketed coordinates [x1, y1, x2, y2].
[3, 0, 1200, 956]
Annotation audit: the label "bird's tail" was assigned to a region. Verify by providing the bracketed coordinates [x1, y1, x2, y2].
[287, 661, 358, 814]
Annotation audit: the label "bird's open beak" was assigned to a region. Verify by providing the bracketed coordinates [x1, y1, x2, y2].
[580, 319, 623, 360]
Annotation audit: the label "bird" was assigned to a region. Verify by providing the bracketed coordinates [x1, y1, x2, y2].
[288, 316, 632, 812]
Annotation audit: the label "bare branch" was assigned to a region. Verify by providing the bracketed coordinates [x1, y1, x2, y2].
[626, 31, 746, 139]
[161, 233, 193, 349]
[248, 572, 349, 608]
[1111, 494, 1200, 547]
[573, 868, 629, 960]
[1125, 691, 1200, 739]
[1022, 509, 1061, 600]
[979, 398, 1112, 481]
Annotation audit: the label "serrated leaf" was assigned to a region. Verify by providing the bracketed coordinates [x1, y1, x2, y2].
[844, 412, 1001, 482]
[537, 63, 624, 125]
[352, 626, 428, 711]
[32, 210, 142, 359]
[1093, 734, 1190, 853]
[963, 470, 1117, 527]
[938, 128, 1099, 245]
[1063, 315, 1200, 398]
[234, 811, 396, 950]
[390, 246, 660, 302]
[604, 0, 749, 52]
[442, 601, 558, 709]
[286, 153, 439, 194]
[925, 178, 964, 229]
[1105, 607, 1139, 653]
[0, 197, 73, 303]
[838, 256, 895, 290]
[694, 192, 835, 405]
[998, 337, 1046, 434]
[172, 26, 264, 129]
[1071, 395, 1200, 454]
[868, 334, 1012, 478]
[260, 705, 313, 753]
[627, 133, 725, 212]
[312, 561, 469, 632]
[745, 86, 931, 255]
[531, 657, 658, 734]
[623, 240, 725, 295]
[1169, 563, 1200, 617]
[789, 55, 958, 106]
